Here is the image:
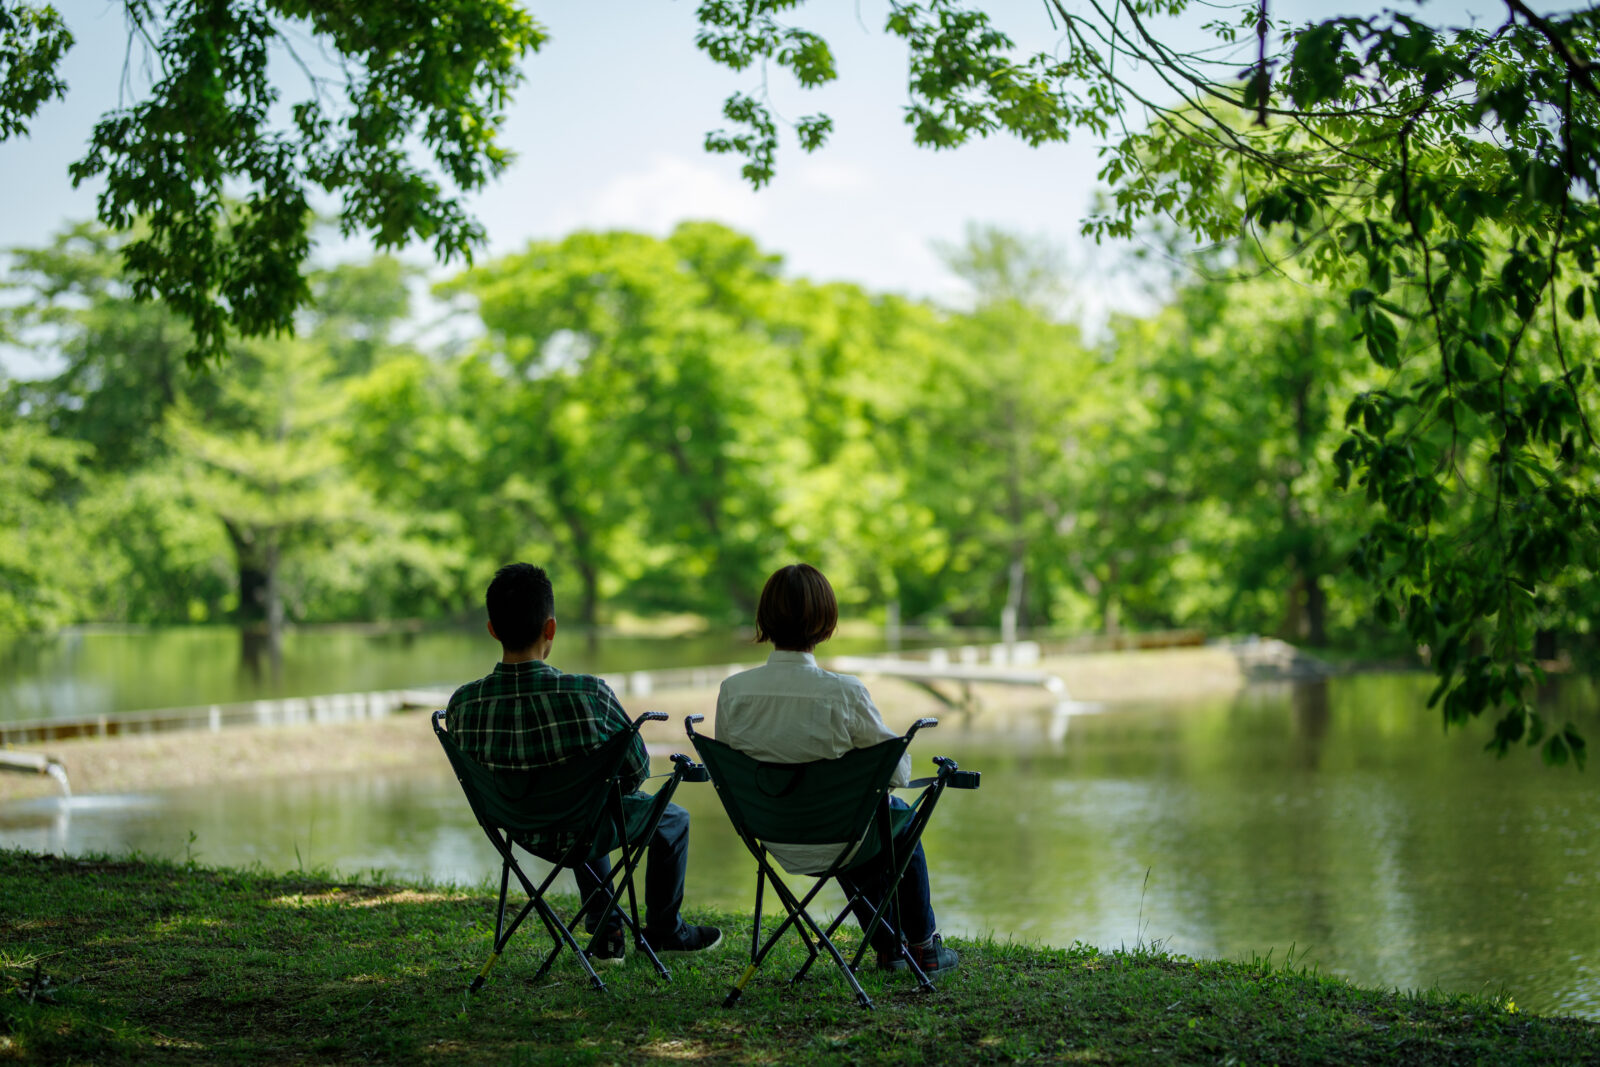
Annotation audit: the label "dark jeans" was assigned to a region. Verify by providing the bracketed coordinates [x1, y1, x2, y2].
[573, 794, 690, 943]
[837, 795, 937, 956]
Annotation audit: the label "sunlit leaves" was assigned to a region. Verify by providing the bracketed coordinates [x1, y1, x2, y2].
[63, 0, 544, 365]
[1070, 2, 1600, 764]
[698, 0, 1099, 185]
[696, 0, 838, 186]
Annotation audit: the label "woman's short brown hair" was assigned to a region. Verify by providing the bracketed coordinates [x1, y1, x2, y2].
[754, 563, 838, 650]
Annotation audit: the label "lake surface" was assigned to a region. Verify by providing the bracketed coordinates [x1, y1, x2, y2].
[3, 672, 1595, 1019]
[0, 625, 934, 722]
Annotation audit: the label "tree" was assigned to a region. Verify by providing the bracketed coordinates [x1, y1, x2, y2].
[447, 224, 799, 624]
[692, 1, 1600, 767]
[0, 417, 89, 631]
[1106, 253, 1376, 646]
[9, 0, 1599, 761]
[165, 340, 358, 670]
[1, 0, 543, 363]
[2, 223, 208, 471]
[759, 278, 953, 621]
[931, 227, 1090, 638]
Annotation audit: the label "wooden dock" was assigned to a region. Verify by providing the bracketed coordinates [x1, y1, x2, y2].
[829, 650, 1070, 710]
[0, 688, 449, 746]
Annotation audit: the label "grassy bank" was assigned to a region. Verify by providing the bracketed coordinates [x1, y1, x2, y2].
[2, 852, 1594, 1065]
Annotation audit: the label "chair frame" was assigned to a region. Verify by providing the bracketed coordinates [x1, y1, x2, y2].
[686, 713, 979, 1009]
[434, 709, 706, 993]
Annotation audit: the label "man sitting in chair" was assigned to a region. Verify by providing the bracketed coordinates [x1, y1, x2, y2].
[715, 562, 959, 978]
[445, 562, 722, 963]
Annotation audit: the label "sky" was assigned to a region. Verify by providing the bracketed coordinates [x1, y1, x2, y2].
[0, 0, 1518, 375]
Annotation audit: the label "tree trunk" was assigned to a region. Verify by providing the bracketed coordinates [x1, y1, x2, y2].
[1304, 572, 1326, 648]
[1103, 558, 1121, 637]
[1001, 554, 1024, 646]
[225, 520, 282, 680]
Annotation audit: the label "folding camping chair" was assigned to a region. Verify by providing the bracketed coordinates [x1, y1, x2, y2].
[433, 709, 708, 993]
[685, 714, 979, 1009]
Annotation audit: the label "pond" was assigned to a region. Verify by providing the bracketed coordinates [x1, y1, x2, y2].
[2, 672, 1595, 1020]
[0, 625, 930, 722]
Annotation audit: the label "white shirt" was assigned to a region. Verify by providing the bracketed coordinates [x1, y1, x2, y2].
[715, 649, 910, 874]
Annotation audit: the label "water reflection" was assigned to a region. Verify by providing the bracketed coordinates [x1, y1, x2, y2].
[0, 627, 941, 722]
[2, 673, 1595, 1020]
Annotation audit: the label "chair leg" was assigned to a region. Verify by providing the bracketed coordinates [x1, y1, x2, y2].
[764, 877, 822, 986]
[530, 901, 566, 983]
[774, 876, 875, 1007]
[564, 921, 607, 992]
[820, 934, 874, 1009]
[469, 862, 520, 993]
[724, 894, 808, 1007]
[799, 908, 872, 1010]
[467, 951, 498, 994]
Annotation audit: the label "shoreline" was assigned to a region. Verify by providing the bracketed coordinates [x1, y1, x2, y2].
[0, 642, 1394, 803]
[3, 850, 1596, 1064]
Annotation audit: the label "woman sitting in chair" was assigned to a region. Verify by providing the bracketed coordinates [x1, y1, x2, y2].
[714, 562, 959, 978]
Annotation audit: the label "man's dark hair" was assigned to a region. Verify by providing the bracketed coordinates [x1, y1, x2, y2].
[486, 563, 555, 652]
[754, 563, 838, 651]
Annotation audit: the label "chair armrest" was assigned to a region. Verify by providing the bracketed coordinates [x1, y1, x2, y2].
[670, 752, 710, 783]
[933, 755, 980, 789]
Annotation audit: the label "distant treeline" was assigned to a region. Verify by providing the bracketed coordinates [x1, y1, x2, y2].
[0, 220, 1470, 651]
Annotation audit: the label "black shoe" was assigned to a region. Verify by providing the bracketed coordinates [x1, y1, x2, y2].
[874, 936, 910, 971]
[651, 924, 723, 956]
[909, 934, 958, 979]
[587, 928, 625, 967]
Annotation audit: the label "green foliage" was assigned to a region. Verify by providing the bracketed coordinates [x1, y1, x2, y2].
[1, 228, 479, 631]
[1073, 4, 1600, 764]
[5, 1, 544, 365]
[446, 224, 798, 622]
[696, 1, 838, 187]
[1105, 252, 1375, 643]
[3, 211, 1596, 776]
[0, 1, 70, 140]
[3, 223, 205, 472]
[73, 465, 234, 624]
[693, 0, 1600, 763]
[0, 418, 90, 631]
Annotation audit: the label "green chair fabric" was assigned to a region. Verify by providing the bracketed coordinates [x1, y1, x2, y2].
[434, 709, 700, 993]
[688, 715, 977, 1009]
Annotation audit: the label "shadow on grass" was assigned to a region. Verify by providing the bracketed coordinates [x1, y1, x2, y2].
[2, 850, 1597, 1065]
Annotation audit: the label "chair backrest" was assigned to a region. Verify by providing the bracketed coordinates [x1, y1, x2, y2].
[692, 733, 907, 846]
[433, 712, 633, 840]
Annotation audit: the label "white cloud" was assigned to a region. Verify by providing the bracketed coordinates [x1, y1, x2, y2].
[567, 154, 767, 235]
[791, 159, 871, 194]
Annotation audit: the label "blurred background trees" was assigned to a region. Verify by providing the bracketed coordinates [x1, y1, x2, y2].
[2, 218, 1425, 664]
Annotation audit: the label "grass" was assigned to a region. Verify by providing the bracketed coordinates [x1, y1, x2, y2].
[2, 849, 1596, 1065]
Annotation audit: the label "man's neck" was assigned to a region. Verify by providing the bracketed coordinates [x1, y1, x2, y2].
[500, 645, 549, 665]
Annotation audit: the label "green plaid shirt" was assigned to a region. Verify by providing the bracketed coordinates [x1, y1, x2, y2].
[445, 660, 648, 791]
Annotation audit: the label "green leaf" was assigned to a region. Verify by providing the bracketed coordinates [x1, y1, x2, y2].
[1566, 285, 1585, 321]
[1565, 725, 1587, 771]
[1363, 307, 1400, 368]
